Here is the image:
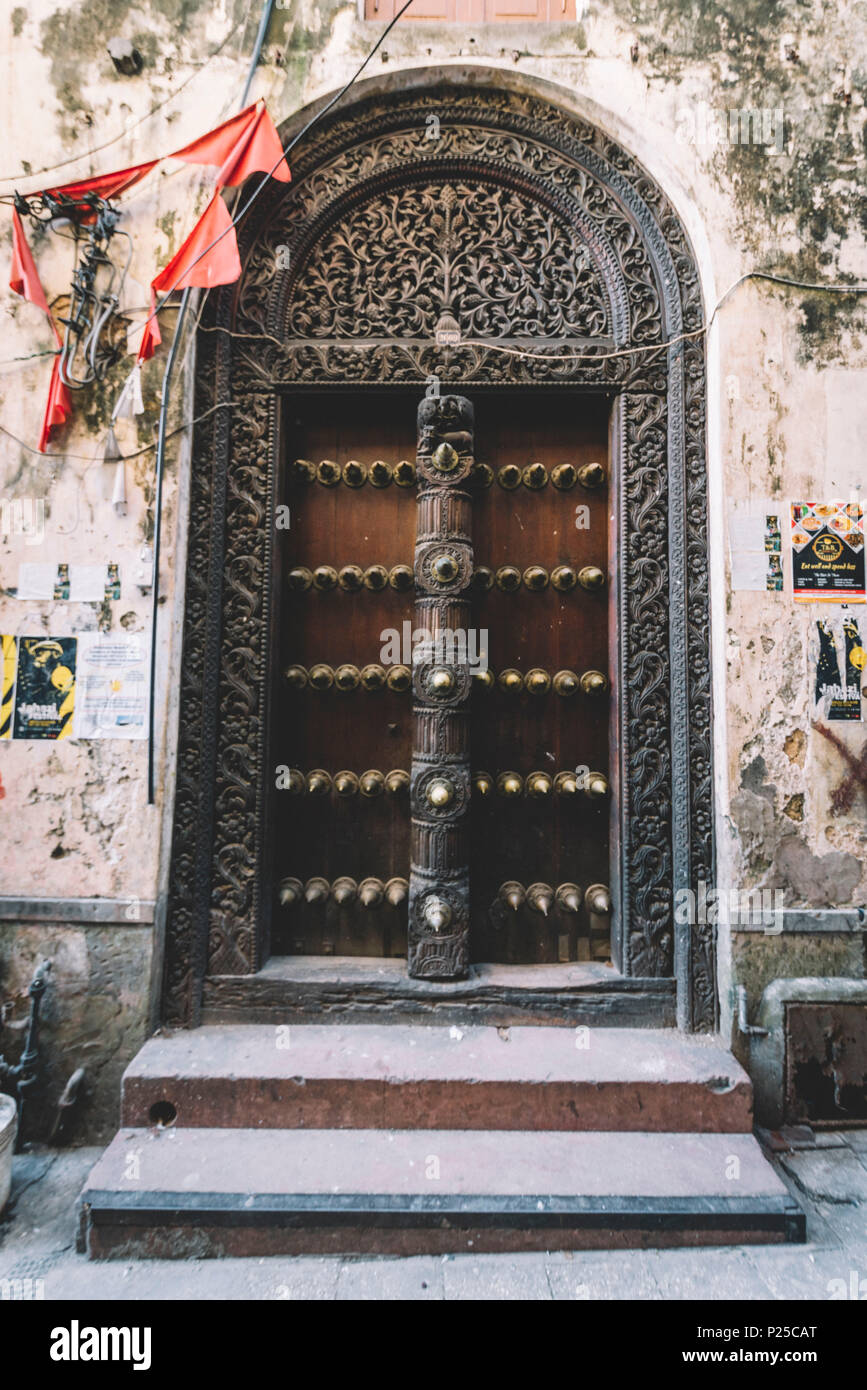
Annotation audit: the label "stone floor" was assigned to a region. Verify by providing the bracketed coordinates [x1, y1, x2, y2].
[0, 1131, 865, 1300]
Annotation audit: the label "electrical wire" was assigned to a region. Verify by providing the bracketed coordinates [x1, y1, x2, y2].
[0, 25, 242, 187]
[136, 0, 418, 345]
[0, 397, 239, 461]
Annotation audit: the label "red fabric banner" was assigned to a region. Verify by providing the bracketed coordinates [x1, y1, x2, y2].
[43, 160, 158, 214]
[136, 289, 162, 364]
[38, 355, 73, 452]
[9, 209, 51, 316]
[151, 190, 241, 293]
[170, 101, 290, 188]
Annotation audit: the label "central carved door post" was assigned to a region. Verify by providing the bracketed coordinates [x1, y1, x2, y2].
[408, 395, 475, 979]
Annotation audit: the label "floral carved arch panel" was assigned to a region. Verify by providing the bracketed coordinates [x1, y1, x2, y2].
[164, 79, 715, 1031]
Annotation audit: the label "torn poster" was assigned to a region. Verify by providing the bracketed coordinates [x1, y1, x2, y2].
[13, 637, 76, 739]
[729, 504, 783, 591]
[73, 633, 148, 739]
[814, 616, 865, 721]
[15, 562, 121, 602]
[792, 501, 865, 601]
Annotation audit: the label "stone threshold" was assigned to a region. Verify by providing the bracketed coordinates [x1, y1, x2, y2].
[201, 956, 676, 1027]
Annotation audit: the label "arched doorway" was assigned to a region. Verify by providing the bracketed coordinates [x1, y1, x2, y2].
[162, 76, 715, 1032]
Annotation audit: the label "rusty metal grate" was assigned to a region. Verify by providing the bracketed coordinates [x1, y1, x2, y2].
[785, 1002, 867, 1127]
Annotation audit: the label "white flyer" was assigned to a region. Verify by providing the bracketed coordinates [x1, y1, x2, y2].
[72, 633, 149, 739]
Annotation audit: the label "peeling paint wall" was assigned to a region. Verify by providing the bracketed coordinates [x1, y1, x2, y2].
[1, 1, 865, 1135]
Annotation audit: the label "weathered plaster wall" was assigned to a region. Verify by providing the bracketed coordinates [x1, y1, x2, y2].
[0, 2, 865, 1134]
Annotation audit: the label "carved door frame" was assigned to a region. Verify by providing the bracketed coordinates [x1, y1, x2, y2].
[162, 74, 716, 1032]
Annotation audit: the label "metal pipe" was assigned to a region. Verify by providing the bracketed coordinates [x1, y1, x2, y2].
[147, 0, 276, 804]
[737, 984, 769, 1038]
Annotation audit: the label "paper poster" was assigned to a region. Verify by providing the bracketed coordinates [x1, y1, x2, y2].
[814, 616, 865, 721]
[15, 562, 121, 602]
[73, 633, 148, 739]
[729, 505, 783, 591]
[792, 501, 865, 601]
[12, 637, 77, 739]
[1, 635, 16, 739]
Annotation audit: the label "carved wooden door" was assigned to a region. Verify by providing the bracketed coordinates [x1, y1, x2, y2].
[272, 391, 611, 975]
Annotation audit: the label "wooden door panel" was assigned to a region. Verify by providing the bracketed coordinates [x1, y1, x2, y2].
[271, 392, 610, 964]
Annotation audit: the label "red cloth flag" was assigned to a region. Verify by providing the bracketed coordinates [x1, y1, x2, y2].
[42, 160, 158, 216]
[136, 289, 162, 364]
[9, 209, 51, 316]
[38, 355, 73, 452]
[171, 100, 290, 189]
[151, 190, 241, 293]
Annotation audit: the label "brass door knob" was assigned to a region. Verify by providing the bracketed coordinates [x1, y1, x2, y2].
[423, 895, 452, 931]
[308, 664, 334, 691]
[338, 565, 365, 592]
[577, 462, 606, 490]
[360, 769, 385, 797]
[334, 664, 361, 691]
[359, 877, 384, 908]
[495, 566, 522, 592]
[578, 565, 605, 591]
[432, 553, 460, 584]
[473, 772, 494, 797]
[554, 771, 579, 797]
[369, 459, 392, 488]
[279, 876, 303, 908]
[332, 876, 358, 905]
[385, 768, 410, 795]
[523, 565, 549, 591]
[317, 459, 340, 487]
[472, 566, 494, 591]
[304, 876, 330, 904]
[432, 442, 460, 473]
[523, 462, 548, 490]
[307, 770, 332, 797]
[585, 883, 611, 915]
[384, 877, 408, 908]
[526, 882, 554, 916]
[281, 768, 306, 795]
[580, 669, 609, 695]
[553, 670, 579, 697]
[427, 777, 455, 808]
[313, 565, 338, 592]
[551, 565, 577, 592]
[364, 565, 389, 591]
[292, 458, 315, 485]
[499, 881, 525, 911]
[361, 664, 387, 690]
[585, 772, 609, 799]
[551, 463, 577, 490]
[393, 459, 416, 487]
[386, 665, 411, 692]
[288, 567, 313, 592]
[342, 459, 366, 488]
[498, 668, 523, 693]
[556, 882, 583, 914]
[497, 772, 523, 798]
[473, 667, 495, 690]
[497, 463, 522, 490]
[428, 668, 455, 696]
[389, 564, 414, 592]
[472, 463, 494, 489]
[333, 771, 359, 797]
[526, 771, 553, 798]
[524, 668, 551, 695]
[283, 664, 308, 689]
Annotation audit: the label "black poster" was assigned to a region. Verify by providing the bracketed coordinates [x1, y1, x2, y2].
[792, 501, 865, 601]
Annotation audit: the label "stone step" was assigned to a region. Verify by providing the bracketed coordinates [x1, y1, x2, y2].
[79, 1127, 804, 1258]
[122, 1024, 753, 1133]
